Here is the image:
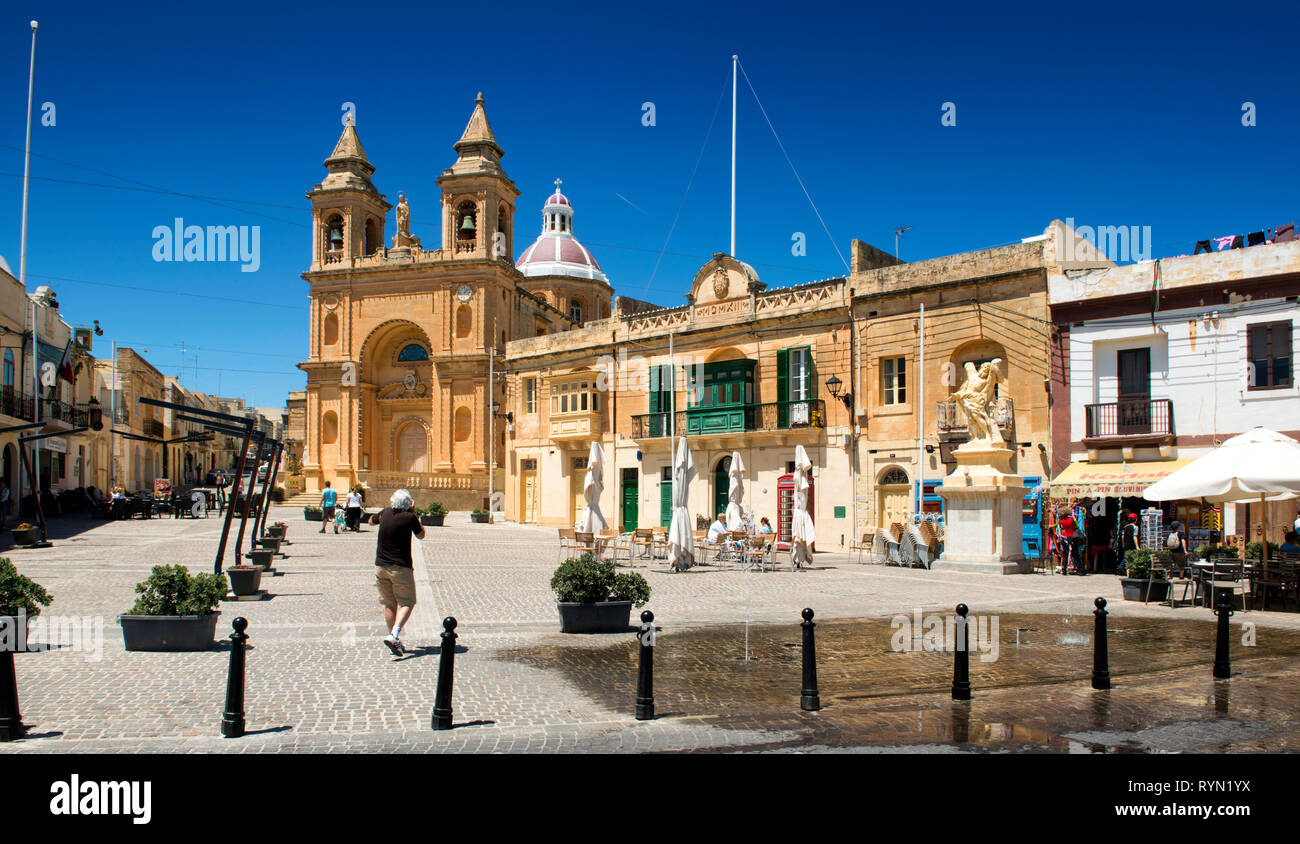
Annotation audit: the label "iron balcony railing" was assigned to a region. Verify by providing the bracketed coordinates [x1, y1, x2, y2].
[0, 385, 34, 421]
[936, 396, 1015, 433]
[1085, 398, 1174, 438]
[143, 418, 165, 438]
[631, 399, 826, 439]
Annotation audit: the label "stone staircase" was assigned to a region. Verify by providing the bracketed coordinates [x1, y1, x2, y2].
[282, 491, 319, 509]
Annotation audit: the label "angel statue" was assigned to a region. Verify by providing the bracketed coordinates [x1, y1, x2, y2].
[953, 358, 1004, 446]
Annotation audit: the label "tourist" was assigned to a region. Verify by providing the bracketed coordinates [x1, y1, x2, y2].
[707, 512, 728, 545]
[368, 488, 425, 656]
[757, 516, 774, 535]
[1280, 531, 1300, 554]
[1293, 509, 1300, 537]
[319, 481, 337, 534]
[1057, 513, 1084, 575]
[345, 487, 363, 532]
[1166, 520, 1188, 573]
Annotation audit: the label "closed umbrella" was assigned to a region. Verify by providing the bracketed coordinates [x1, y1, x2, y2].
[667, 437, 696, 572]
[725, 451, 746, 531]
[577, 441, 607, 533]
[1143, 427, 1300, 573]
[790, 444, 816, 569]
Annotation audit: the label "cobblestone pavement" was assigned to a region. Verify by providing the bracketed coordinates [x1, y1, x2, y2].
[2, 508, 1298, 754]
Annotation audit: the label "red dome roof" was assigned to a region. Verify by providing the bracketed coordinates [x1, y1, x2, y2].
[545, 192, 570, 207]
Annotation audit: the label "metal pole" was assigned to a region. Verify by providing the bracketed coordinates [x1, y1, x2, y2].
[800, 608, 820, 711]
[18, 21, 37, 286]
[668, 333, 674, 443]
[431, 617, 458, 730]
[239, 435, 266, 558]
[213, 425, 253, 573]
[917, 302, 924, 519]
[257, 441, 282, 538]
[488, 352, 493, 514]
[951, 603, 972, 700]
[1091, 597, 1111, 690]
[635, 610, 655, 720]
[31, 299, 40, 499]
[730, 55, 737, 258]
[109, 341, 116, 490]
[220, 617, 248, 738]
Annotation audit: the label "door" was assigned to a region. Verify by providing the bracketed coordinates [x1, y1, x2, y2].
[660, 466, 672, 527]
[621, 468, 638, 532]
[877, 468, 911, 529]
[397, 423, 428, 473]
[520, 470, 537, 523]
[713, 456, 731, 523]
[1117, 347, 1151, 434]
[570, 455, 588, 526]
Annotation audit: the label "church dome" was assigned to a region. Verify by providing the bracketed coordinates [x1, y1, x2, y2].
[516, 182, 607, 283]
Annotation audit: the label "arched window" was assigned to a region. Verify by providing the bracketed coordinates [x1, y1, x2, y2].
[323, 313, 339, 346]
[365, 218, 379, 255]
[454, 407, 472, 442]
[321, 411, 339, 445]
[456, 202, 477, 241]
[397, 343, 429, 362]
[326, 215, 344, 252]
[3, 348, 13, 388]
[880, 467, 909, 486]
[569, 299, 584, 324]
[455, 305, 472, 339]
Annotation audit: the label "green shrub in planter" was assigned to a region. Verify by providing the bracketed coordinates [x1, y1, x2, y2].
[472, 507, 489, 516]
[1245, 540, 1280, 561]
[426, 501, 448, 516]
[130, 565, 228, 616]
[271, 485, 286, 502]
[0, 557, 52, 617]
[551, 553, 651, 607]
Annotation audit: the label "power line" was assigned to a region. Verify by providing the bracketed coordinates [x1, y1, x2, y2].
[25, 271, 306, 312]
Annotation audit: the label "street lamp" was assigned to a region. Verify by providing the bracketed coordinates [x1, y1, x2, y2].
[824, 375, 852, 410]
[87, 396, 103, 431]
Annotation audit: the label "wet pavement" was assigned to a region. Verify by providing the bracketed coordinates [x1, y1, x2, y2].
[503, 612, 1300, 752]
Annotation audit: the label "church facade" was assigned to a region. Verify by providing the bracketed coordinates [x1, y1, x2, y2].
[298, 94, 581, 507]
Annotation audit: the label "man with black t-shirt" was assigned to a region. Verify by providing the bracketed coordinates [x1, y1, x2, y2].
[368, 489, 426, 656]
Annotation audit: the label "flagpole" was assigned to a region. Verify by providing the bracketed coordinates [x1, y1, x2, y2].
[19, 21, 38, 287]
[730, 54, 737, 258]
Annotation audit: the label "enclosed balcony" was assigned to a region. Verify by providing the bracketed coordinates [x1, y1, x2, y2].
[548, 372, 602, 443]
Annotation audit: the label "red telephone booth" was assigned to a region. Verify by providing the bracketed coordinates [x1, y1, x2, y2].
[776, 472, 815, 551]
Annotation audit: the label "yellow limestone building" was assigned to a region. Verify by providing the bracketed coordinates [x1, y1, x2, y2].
[298, 95, 579, 508]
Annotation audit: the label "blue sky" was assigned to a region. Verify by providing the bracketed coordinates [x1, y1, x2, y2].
[2, 0, 1296, 405]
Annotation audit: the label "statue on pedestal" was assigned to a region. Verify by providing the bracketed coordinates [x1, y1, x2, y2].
[954, 358, 1004, 447]
[392, 194, 419, 248]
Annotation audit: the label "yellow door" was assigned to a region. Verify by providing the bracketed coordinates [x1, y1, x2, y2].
[571, 472, 585, 526]
[520, 471, 537, 523]
[878, 485, 910, 529]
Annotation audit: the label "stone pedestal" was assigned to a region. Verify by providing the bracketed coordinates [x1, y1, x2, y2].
[932, 443, 1030, 575]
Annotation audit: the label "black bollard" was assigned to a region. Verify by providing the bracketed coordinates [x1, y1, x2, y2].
[0, 635, 23, 741]
[635, 610, 655, 721]
[220, 617, 249, 738]
[1092, 597, 1111, 690]
[951, 603, 972, 701]
[432, 617, 458, 730]
[800, 608, 820, 711]
[1213, 587, 1233, 679]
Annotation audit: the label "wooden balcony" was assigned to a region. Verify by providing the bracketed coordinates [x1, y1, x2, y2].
[549, 410, 600, 442]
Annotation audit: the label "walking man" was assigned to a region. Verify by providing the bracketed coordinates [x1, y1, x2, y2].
[369, 489, 425, 655]
[320, 481, 337, 534]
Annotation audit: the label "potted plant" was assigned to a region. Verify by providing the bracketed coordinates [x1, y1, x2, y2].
[11, 523, 37, 547]
[225, 563, 263, 600]
[550, 552, 651, 633]
[470, 507, 490, 524]
[420, 502, 447, 527]
[0, 557, 52, 642]
[267, 521, 288, 540]
[271, 485, 286, 503]
[303, 505, 322, 522]
[1120, 548, 1170, 602]
[120, 564, 227, 651]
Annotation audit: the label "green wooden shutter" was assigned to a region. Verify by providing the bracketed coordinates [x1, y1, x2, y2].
[776, 348, 789, 428]
[649, 365, 662, 413]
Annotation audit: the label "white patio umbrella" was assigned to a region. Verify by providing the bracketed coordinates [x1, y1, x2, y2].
[790, 444, 816, 569]
[577, 441, 607, 533]
[667, 437, 696, 572]
[1143, 427, 1300, 571]
[725, 451, 746, 531]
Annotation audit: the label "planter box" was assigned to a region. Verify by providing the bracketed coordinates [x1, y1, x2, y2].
[11, 528, 36, 546]
[303, 510, 322, 522]
[267, 525, 286, 539]
[246, 549, 274, 570]
[227, 566, 263, 597]
[419, 514, 446, 526]
[256, 537, 282, 553]
[471, 513, 490, 524]
[556, 600, 633, 633]
[1120, 577, 1170, 602]
[120, 612, 220, 652]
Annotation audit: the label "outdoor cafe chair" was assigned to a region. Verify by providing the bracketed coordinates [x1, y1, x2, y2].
[1203, 561, 1246, 610]
[557, 528, 577, 562]
[692, 529, 718, 566]
[651, 526, 668, 559]
[741, 535, 772, 572]
[852, 530, 877, 565]
[631, 528, 654, 559]
[883, 523, 904, 566]
[1249, 561, 1299, 611]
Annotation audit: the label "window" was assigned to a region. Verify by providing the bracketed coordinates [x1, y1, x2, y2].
[1248, 321, 1293, 390]
[649, 364, 674, 415]
[456, 202, 477, 241]
[550, 379, 599, 415]
[881, 356, 907, 405]
[777, 347, 815, 426]
[521, 458, 537, 471]
[326, 215, 344, 251]
[524, 378, 537, 414]
[572, 456, 588, 471]
[880, 468, 909, 486]
[397, 343, 429, 362]
[3, 348, 12, 388]
[689, 360, 754, 408]
[569, 300, 583, 323]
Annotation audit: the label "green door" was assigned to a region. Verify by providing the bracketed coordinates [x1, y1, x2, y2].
[622, 468, 638, 532]
[713, 456, 731, 523]
[660, 466, 673, 527]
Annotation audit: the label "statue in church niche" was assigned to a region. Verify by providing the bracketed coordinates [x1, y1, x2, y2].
[393, 194, 417, 248]
[954, 358, 1004, 446]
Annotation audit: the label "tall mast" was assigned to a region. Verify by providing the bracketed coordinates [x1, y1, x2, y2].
[730, 55, 737, 258]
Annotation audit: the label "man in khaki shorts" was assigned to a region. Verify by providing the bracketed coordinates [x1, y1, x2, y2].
[369, 489, 425, 655]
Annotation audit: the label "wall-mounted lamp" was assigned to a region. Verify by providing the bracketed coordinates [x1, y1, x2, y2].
[924, 444, 935, 454]
[824, 375, 852, 410]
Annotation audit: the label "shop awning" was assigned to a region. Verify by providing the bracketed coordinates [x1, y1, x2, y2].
[1049, 459, 1195, 498]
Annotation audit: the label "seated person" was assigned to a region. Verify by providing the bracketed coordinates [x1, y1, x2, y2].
[1281, 531, 1300, 554]
[707, 513, 728, 545]
[757, 516, 774, 535]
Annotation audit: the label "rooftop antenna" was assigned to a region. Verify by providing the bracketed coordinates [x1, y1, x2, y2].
[894, 225, 913, 259]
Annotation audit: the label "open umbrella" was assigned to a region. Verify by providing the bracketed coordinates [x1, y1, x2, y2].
[577, 441, 607, 533]
[790, 444, 816, 569]
[1143, 427, 1300, 573]
[667, 437, 696, 572]
[725, 451, 746, 531]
